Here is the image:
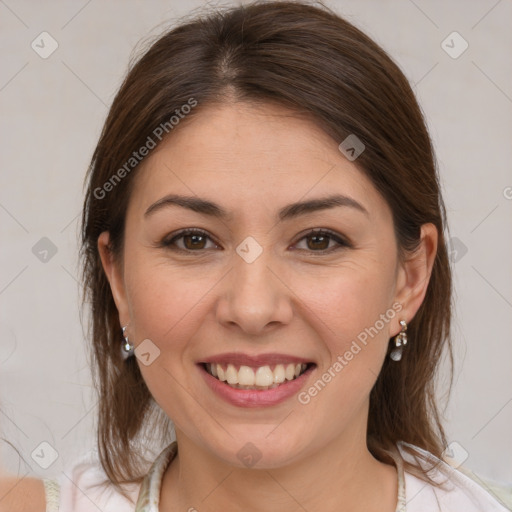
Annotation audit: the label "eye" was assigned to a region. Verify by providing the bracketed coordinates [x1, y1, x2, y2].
[292, 229, 350, 253]
[161, 228, 351, 254]
[161, 229, 220, 251]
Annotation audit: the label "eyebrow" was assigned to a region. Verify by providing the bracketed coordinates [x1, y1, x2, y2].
[144, 193, 369, 221]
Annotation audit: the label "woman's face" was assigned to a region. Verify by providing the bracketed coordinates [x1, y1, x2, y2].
[99, 102, 435, 468]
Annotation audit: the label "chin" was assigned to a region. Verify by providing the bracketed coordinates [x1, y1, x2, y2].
[212, 432, 307, 470]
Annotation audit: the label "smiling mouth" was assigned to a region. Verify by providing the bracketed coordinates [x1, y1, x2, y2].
[202, 362, 314, 390]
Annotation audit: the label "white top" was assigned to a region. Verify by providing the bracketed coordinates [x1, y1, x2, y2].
[43, 441, 510, 512]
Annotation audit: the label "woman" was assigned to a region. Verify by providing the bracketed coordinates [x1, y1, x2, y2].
[1, 1, 508, 511]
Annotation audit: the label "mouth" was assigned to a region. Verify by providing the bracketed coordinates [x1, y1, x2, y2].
[200, 362, 315, 391]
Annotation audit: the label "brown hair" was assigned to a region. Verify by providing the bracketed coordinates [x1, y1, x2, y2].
[81, 0, 453, 498]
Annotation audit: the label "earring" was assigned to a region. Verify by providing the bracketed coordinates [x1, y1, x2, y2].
[121, 325, 134, 359]
[390, 320, 407, 361]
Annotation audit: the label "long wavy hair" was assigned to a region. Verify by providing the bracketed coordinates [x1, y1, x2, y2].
[80, 0, 453, 500]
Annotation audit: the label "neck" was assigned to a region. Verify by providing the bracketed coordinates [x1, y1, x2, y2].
[159, 424, 398, 512]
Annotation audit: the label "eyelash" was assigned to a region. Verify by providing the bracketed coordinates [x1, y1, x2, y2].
[161, 228, 351, 254]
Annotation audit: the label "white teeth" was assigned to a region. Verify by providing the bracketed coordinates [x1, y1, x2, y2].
[273, 364, 286, 383]
[238, 365, 255, 385]
[255, 366, 274, 386]
[226, 364, 238, 384]
[285, 364, 295, 380]
[205, 362, 308, 388]
[217, 365, 226, 381]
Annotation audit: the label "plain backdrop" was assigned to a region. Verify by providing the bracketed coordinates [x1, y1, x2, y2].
[1, 0, 511, 494]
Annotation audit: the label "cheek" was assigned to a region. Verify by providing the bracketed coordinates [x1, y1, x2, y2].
[124, 259, 214, 423]
[124, 253, 216, 342]
[294, 259, 397, 347]
[292, 267, 397, 425]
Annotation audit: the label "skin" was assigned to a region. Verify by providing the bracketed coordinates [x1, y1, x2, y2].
[0, 475, 45, 512]
[98, 102, 437, 512]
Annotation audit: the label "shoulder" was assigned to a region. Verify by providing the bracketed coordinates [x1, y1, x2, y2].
[0, 475, 45, 512]
[398, 442, 510, 512]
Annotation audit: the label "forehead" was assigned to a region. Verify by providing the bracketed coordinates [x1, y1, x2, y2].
[128, 102, 389, 222]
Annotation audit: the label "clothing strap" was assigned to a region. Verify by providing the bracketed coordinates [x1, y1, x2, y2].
[135, 442, 178, 511]
[43, 478, 60, 512]
[387, 445, 408, 511]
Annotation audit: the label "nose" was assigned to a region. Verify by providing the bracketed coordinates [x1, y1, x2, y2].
[215, 245, 294, 336]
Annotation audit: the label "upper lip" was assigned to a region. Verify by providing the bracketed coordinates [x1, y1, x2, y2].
[199, 352, 314, 367]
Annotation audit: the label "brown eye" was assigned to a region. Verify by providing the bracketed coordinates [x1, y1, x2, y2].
[182, 233, 207, 250]
[294, 229, 350, 253]
[162, 229, 219, 251]
[306, 233, 330, 250]
[161, 228, 349, 254]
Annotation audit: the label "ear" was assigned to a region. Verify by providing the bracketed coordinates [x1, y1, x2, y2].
[392, 223, 438, 336]
[97, 231, 130, 325]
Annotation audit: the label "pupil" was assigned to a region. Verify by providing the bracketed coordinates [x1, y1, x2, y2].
[309, 234, 328, 250]
[185, 234, 204, 249]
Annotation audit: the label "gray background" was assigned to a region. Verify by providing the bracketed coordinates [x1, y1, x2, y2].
[1, 0, 511, 494]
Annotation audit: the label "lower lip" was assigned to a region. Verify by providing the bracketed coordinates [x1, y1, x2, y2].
[198, 363, 316, 408]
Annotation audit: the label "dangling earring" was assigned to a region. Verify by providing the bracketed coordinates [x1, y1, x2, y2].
[122, 325, 134, 359]
[390, 320, 407, 361]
